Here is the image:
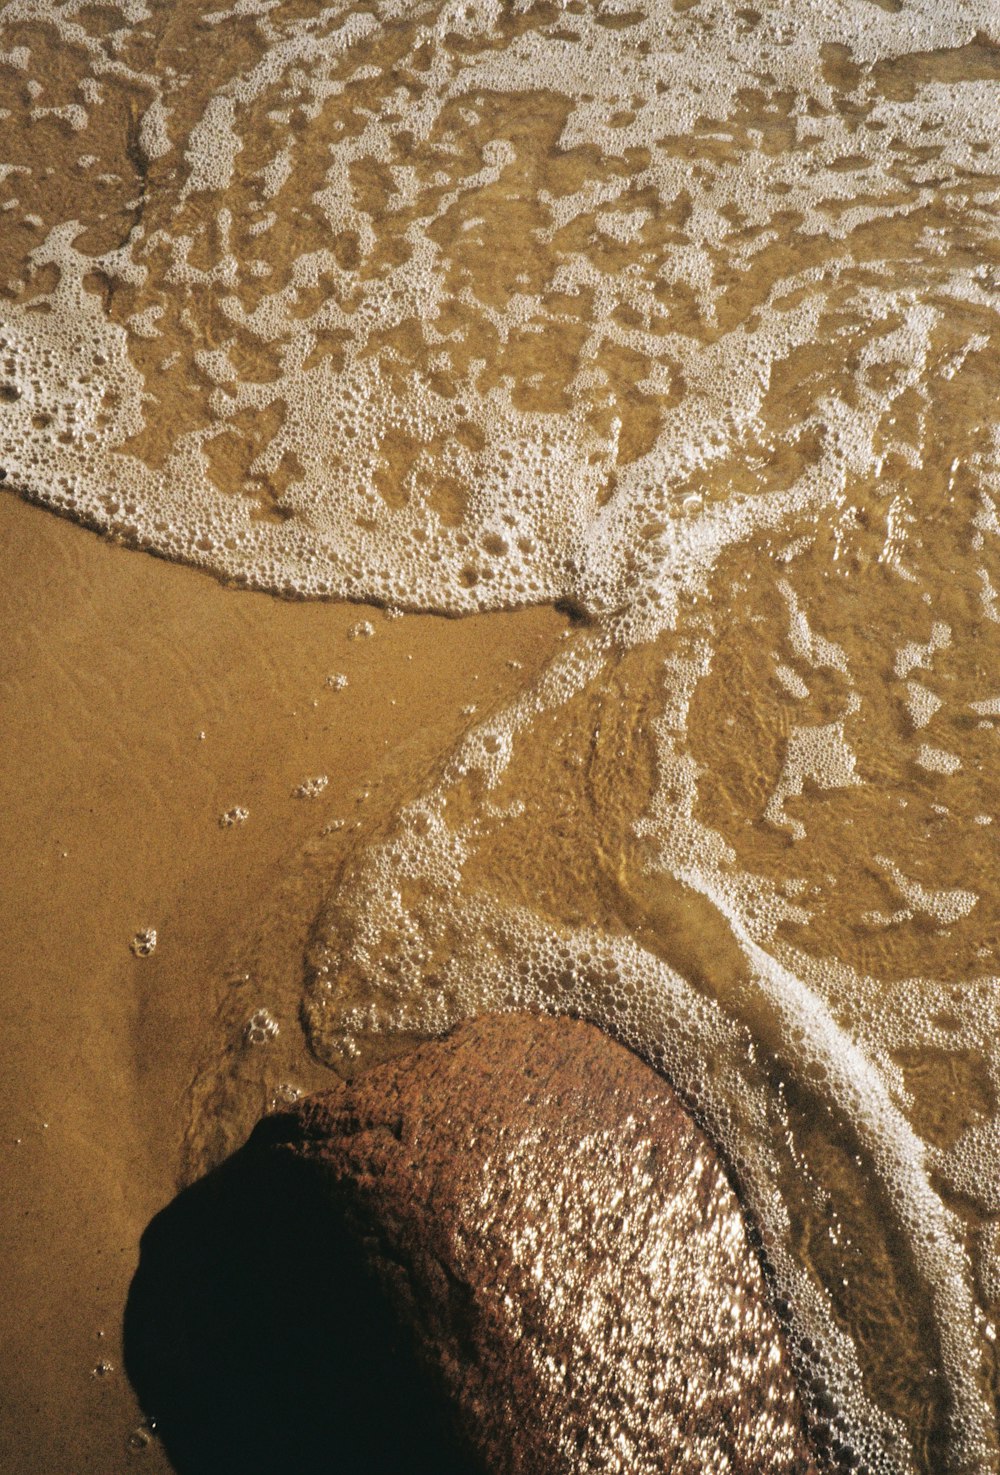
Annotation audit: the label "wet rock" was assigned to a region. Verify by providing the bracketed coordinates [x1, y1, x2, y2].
[266, 1012, 819, 1474]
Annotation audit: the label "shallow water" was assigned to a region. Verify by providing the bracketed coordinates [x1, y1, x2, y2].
[3, 1, 1000, 1470]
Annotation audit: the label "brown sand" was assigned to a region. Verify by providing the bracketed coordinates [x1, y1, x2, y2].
[0, 491, 565, 1475]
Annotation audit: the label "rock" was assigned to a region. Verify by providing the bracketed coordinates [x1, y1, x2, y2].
[265, 1012, 819, 1475]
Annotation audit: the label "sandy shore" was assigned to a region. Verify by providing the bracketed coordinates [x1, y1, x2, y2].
[0, 491, 564, 1474]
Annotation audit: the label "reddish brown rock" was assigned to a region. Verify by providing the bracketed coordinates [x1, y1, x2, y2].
[267, 1012, 818, 1475]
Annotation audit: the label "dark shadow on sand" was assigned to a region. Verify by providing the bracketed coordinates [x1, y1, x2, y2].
[124, 1115, 478, 1475]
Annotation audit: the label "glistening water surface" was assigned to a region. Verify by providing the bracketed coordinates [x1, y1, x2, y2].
[2, 1, 1000, 1470]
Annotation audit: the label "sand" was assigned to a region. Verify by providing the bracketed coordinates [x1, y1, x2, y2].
[0, 491, 565, 1474]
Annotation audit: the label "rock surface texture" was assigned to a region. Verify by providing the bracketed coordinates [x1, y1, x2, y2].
[267, 1012, 819, 1474]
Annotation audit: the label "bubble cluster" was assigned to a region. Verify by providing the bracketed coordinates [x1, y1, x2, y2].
[244, 1008, 279, 1047]
[130, 928, 157, 958]
[293, 775, 328, 799]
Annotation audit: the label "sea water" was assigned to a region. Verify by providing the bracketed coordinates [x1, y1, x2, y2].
[2, 2, 1000, 1469]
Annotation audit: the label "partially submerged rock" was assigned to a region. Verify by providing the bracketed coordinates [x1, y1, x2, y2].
[265, 1012, 818, 1474]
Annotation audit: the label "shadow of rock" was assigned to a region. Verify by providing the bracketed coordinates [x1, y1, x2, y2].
[124, 1114, 478, 1475]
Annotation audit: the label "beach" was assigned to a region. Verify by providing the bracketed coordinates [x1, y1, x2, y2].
[3, 1, 1000, 1469]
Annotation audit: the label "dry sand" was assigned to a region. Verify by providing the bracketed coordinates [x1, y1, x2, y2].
[0, 490, 565, 1474]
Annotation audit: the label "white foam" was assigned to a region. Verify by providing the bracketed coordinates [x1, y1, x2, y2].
[904, 682, 942, 730]
[765, 723, 861, 841]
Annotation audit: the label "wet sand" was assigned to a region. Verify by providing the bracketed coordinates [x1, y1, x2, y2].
[0, 490, 564, 1474]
